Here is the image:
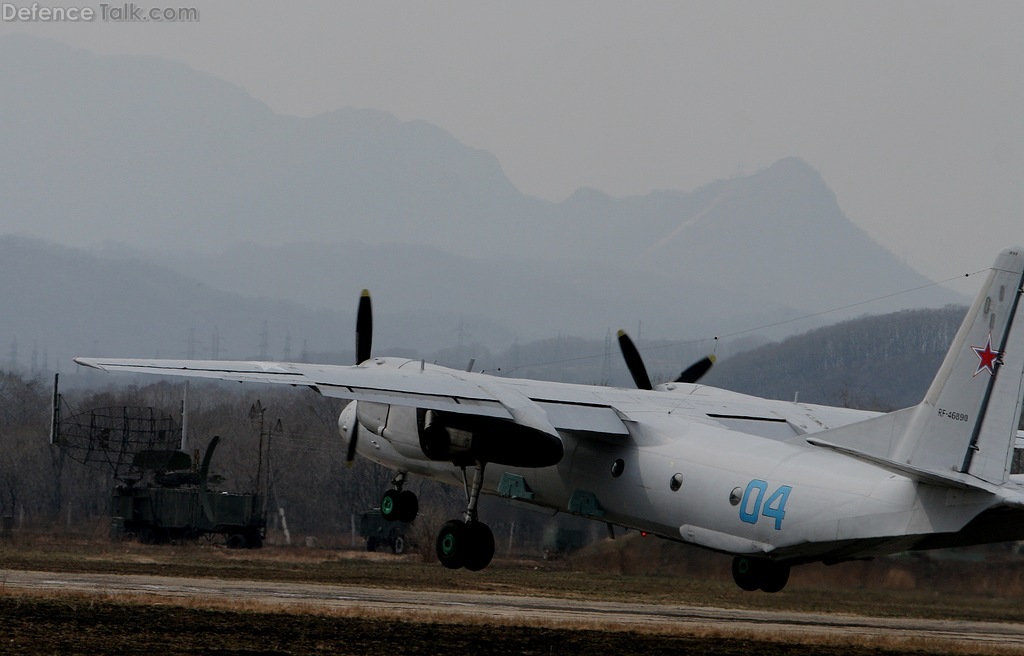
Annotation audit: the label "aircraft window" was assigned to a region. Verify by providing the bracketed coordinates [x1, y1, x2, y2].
[729, 487, 743, 506]
[610, 459, 625, 478]
[669, 473, 683, 491]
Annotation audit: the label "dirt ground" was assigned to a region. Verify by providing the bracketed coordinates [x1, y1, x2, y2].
[0, 594, 960, 656]
[3, 534, 1024, 655]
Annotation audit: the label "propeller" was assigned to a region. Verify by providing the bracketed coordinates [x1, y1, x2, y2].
[676, 354, 716, 384]
[356, 289, 373, 365]
[617, 330, 653, 390]
[347, 290, 373, 466]
[344, 409, 360, 467]
[616, 329, 716, 389]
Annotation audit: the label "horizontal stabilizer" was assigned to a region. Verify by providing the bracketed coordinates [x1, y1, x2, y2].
[806, 437, 996, 492]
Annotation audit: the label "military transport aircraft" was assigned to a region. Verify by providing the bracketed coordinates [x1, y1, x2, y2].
[76, 247, 1024, 592]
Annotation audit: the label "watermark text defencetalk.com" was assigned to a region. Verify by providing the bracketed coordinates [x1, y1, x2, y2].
[2, 3, 199, 22]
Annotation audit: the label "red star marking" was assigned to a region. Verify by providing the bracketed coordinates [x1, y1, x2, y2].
[971, 333, 1002, 377]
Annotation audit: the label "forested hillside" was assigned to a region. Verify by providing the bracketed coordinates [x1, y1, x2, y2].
[0, 374, 552, 550]
[703, 306, 969, 410]
[6, 304, 1017, 547]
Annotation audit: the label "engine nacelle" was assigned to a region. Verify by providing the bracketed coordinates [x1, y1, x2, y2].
[346, 402, 562, 468]
[417, 409, 563, 468]
[338, 403, 358, 448]
[353, 402, 426, 461]
[419, 409, 474, 461]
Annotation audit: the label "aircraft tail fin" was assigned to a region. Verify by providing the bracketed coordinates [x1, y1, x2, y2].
[813, 247, 1024, 486]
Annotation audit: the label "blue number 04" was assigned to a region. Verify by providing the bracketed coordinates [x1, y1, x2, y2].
[738, 479, 792, 530]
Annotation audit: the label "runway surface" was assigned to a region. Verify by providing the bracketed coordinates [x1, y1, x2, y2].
[4, 569, 1024, 649]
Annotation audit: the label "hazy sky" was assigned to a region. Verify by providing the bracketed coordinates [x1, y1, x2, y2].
[2, 1, 1021, 288]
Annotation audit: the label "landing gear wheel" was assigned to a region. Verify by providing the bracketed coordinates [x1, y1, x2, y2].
[437, 519, 467, 569]
[380, 489, 402, 522]
[462, 522, 495, 572]
[732, 556, 762, 591]
[435, 461, 494, 571]
[435, 520, 494, 571]
[397, 490, 418, 523]
[731, 557, 790, 593]
[759, 562, 790, 593]
[381, 489, 419, 523]
[392, 536, 405, 555]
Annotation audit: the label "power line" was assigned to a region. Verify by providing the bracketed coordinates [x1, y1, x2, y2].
[496, 269, 986, 376]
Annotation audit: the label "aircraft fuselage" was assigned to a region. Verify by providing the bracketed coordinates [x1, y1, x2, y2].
[340, 376, 1001, 565]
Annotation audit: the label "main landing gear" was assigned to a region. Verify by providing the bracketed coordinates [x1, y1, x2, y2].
[731, 556, 790, 593]
[436, 461, 495, 571]
[378, 464, 496, 571]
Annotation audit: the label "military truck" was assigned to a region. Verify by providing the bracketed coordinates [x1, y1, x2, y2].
[51, 376, 266, 548]
[358, 509, 409, 554]
[110, 436, 266, 547]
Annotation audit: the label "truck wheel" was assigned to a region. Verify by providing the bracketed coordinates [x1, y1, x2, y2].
[245, 530, 263, 549]
[392, 536, 405, 554]
[226, 533, 248, 549]
[137, 527, 156, 544]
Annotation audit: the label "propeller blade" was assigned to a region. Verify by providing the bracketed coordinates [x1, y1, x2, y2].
[616, 330, 653, 390]
[199, 436, 220, 521]
[348, 290, 372, 466]
[355, 289, 373, 364]
[345, 419, 359, 468]
[676, 355, 716, 384]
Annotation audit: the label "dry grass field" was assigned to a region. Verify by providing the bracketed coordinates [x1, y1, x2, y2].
[2, 532, 1024, 655]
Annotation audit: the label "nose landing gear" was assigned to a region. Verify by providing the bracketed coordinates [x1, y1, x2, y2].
[380, 472, 419, 524]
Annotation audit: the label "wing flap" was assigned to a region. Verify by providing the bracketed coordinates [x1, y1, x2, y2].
[315, 383, 510, 419]
[537, 402, 630, 436]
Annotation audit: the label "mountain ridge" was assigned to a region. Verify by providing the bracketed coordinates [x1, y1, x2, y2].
[0, 35, 966, 355]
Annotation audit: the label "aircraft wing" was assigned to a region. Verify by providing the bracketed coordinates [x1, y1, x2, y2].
[75, 357, 308, 384]
[74, 355, 867, 441]
[73, 356, 634, 437]
[75, 357, 516, 420]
